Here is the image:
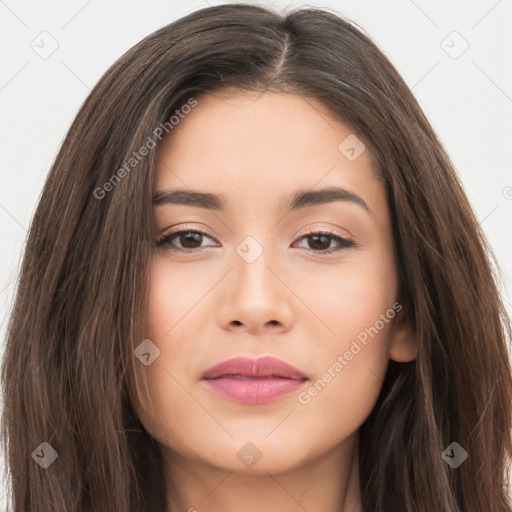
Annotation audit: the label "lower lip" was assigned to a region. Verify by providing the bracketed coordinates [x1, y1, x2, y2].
[202, 376, 307, 404]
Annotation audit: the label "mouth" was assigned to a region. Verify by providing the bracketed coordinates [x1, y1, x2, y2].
[201, 356, 309, 404]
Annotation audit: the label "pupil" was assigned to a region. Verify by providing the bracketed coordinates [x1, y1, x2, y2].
[181, 232, 202, 248]
[309, 234, 330, 251]
[176, 233, 332, 251]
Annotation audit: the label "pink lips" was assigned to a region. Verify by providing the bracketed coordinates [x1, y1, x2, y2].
[201, 356, 308, 404]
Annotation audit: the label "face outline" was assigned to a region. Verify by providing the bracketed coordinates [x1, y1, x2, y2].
[131, 89, 417, 481]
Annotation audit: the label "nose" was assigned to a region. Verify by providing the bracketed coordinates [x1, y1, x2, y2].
[217, 251, 294, 336]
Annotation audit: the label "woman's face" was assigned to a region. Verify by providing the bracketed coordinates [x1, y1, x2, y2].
[134, 90, 416, 475]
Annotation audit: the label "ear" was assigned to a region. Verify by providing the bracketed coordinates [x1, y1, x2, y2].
[388, 308, 418, 362]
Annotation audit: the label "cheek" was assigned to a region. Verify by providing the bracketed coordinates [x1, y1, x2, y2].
[295, 244, 397, 351]
[145, 254, 214, 360]
[296, 292, 394, 444]
[294, 250, 396, 424]
[135, 257, 207, 447]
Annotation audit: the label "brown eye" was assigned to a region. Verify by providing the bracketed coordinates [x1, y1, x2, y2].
[156, 228, 355, 255]
[157, 229, 218, 251]
[292, 231, 355, 254]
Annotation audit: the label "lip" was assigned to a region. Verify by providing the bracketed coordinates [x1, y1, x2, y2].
[201, 356, 309, 404]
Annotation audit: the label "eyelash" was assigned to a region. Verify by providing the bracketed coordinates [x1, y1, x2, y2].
[156, 227, 356, 255]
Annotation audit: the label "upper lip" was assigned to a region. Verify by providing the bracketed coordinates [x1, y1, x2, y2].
[201, 356, 308, 380]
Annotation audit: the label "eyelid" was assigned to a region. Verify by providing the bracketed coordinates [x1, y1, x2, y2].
[157, 224, 219, 246]
[158, 223, 351, 241]
[156, 223, 356, 253]
[291, 228, 356, 254]
[294, 224, 352, 241]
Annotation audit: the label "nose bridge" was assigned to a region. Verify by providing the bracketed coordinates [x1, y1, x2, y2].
[234, 233, 280, 304]
[217, 232, 294, 333]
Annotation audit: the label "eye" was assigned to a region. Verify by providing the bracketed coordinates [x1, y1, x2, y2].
[156, 227, 356, 254]
[292, 229, 355, 254]
[157, 228, 218, 252]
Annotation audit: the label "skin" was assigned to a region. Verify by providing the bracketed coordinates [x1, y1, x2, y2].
[131, 89, 418, 512]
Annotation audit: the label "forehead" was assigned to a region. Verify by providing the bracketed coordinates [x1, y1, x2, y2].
[154, 90, 384, 216]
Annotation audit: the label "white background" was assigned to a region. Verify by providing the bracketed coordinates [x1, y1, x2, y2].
[1, 0, 511, 508]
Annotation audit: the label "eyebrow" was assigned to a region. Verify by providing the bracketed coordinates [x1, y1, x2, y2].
[153, 186, 371, 215]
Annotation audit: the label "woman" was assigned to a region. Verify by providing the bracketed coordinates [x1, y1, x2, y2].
[1, 3, 511, 511]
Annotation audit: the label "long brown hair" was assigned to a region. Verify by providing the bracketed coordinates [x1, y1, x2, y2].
[1, 3, 511, 511]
